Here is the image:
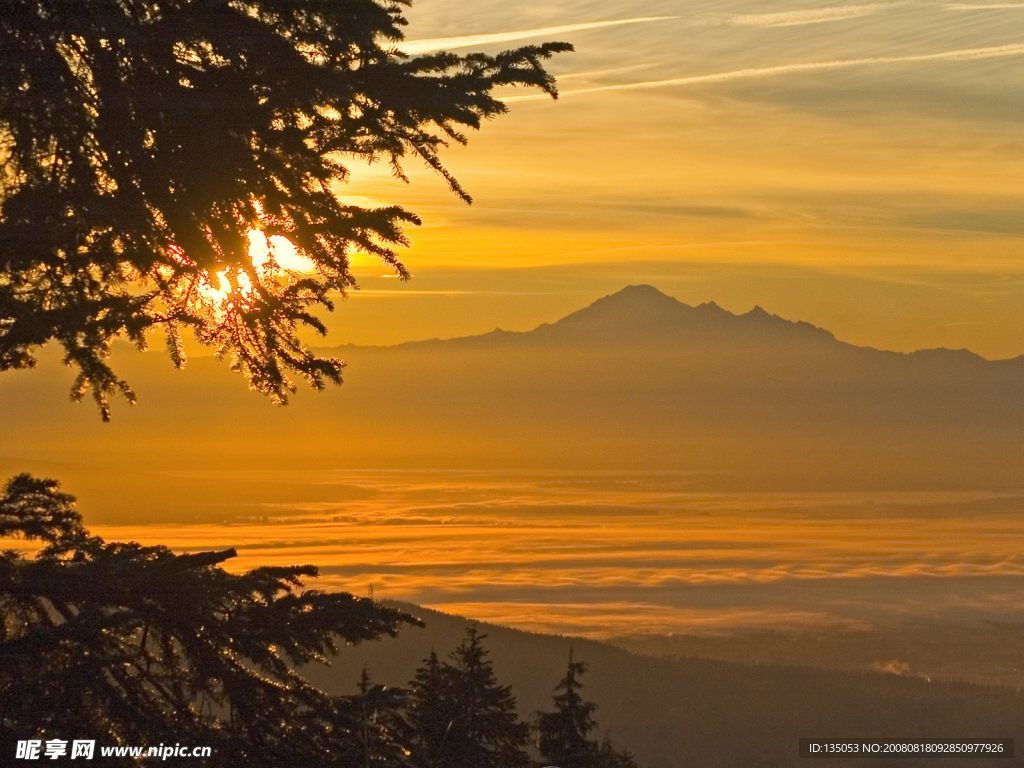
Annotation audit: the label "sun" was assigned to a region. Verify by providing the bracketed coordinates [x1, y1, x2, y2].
[191, 230, 315, 310]
[245, 230, 315, 274]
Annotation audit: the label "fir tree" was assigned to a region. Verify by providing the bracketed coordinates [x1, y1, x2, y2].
[536, 649, 600, 768]
[443, 625, 531, 768]
[537, 651, 639, 768]
[350, 668, 413, 768]
[407, 650, 455, 768]
[0, 473, 419, 767]
[0, 0, 570, 418]
[407, 626, 530, 768]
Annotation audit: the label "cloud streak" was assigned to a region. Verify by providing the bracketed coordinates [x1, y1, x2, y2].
[946, 2, 1024, 8]
[503, 42, 1024, 101]
[400, 16, 678, 54]
[75, 470, 1024, 637]
[731, 3, 891, 27]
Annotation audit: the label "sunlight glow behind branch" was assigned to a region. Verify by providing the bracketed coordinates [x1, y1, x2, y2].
[187, 231, 316, 315]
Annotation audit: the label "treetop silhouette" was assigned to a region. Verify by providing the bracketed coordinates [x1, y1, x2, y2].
[407, 625, 531, 768]
[537, 650, 639, 768]
[0, 0, 571, 417]
[0, 472, 420, 765]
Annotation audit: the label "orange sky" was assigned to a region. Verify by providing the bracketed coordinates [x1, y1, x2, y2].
[315, 0, 1024, 357]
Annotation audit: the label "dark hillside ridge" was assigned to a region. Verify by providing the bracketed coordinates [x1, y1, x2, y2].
[306, 602, 1024, 768]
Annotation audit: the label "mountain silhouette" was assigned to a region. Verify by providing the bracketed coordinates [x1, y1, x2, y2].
[393, 286, 1015, 370]
[530, 284, 834, 345]
[399, 284, 839, 349]
[1, 285, 1022, 492]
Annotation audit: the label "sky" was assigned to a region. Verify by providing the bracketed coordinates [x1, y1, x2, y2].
[324, 0, 1024, 357]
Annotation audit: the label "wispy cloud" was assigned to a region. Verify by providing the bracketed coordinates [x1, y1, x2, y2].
[400, 16, 678, 54]
[946, 1, 1024, 7]
[554, 63, 658, 81]
[503, 42, 1024, 101]
[349, 289, 554, 298]
[731, 4, 891, 28]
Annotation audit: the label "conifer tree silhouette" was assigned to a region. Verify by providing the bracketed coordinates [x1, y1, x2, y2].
[0, 473, 418, 766]
[408, 626, 530, 768]
[407, 650, 453, 768]
[537, 650, 639, 768]
[0, 0, 570, 418]
[350, 667, 413, 767]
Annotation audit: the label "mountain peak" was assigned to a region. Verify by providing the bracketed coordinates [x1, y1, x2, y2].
[523, 285, 840, 348]
[616, 283, 670, 296]
[600, 284, 679, 306]
[528, 284, 742, 344]
[546, 285, 687, 331]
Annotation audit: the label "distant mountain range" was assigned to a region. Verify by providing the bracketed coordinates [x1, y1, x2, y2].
[397, 284, 850, 349]
[2, 285, 1022, 491]
[371, 285, 1019, 365]
[317, 284, 1023, 488]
